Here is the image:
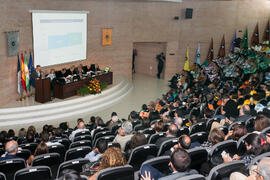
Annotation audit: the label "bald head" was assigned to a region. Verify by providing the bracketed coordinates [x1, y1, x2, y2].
[178, 135, 191, 150]
[167, 123, 178, 137]
[258, 157, 270, 180]
[5, 140, 18, 155]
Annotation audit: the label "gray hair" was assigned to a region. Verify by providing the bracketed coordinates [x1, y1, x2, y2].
[258, 157, 270, 180]
[6, 141, 18, 153]
[121, 121, 133, 134]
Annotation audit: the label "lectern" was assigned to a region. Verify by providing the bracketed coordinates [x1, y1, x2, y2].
[35, 78, 51, 103]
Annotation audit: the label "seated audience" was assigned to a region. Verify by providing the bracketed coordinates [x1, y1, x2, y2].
[106, 112, 121, 130]
[153, 121, 164, 133]
[164, 135, 192, 155]
[155, 123, 178, 148]
[26, 141, 48, 166]
[201, 128, 225, 152]
[223, 133, 269, 169]
[88, 147, 127, 180]
[113, 121, 133, 151]
[58, 169, 87, 180]
[225, 124, 247, 141]
[254, 114, 270, 132]
[69, 120, 90, 141]
[237, 104, 252, 122]
[91, 116, 105, 137]
[84, 140, 107, 163]
[140, 149, 198, 180]
[245, 157, 270, 180]
[40, 131, 61, 147]
[0, 140, 19, 161]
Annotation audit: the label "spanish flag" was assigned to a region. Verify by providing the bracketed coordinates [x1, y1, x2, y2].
[184, 47, 190, 71]
[21, 53, 26, 92]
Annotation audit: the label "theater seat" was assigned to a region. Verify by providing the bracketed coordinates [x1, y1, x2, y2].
[262, 126, 270, 134]
[207, 161, 245, 180]
[19, 143, 38, 155]
[92, 127, 109, 139]
[0, 172, 6, 180]
[94, 136, 115, 148]
[245, 117, 255, 132]
[190, 132, 208, 144]
[148, 132, 166, 144]
[128, 144, 158, 171]
[73, 135, 92, 143]
[140, 156, 171, 175]
[209, 140, 237, 166]
[16, 149, 31, 160]
[0, 158, 26, 180]
[48, 144, 66, 163]
[190, 122, 206, 135]
[218, 126, 228, 136]
[31, 153, 61, 178]
[176, 174, 206, 180]
[141, 128, 155, 135]
[111, 124, 121, 135]
[69, 140, 92, 149]
[96, 165, 134, 180]
[56, 158, 90, 178]
[157, 138, 178, 156]
[74, 130, 91, 137]
[236, 134, 249, 156]
[92, 131, 112, 146]
[206, 118, 219, 132]
[187, 147, 208, 172]
[14, 166, 52, 180]
[248, 152, 270, 170]
[228, 121, 245, 131]
[51, 138, 71, 150]
[64, 146, 91, 161]
[178, 127, 189, 137]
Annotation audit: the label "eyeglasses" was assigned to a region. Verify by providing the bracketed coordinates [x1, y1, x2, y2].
[266, 134, 270, 138]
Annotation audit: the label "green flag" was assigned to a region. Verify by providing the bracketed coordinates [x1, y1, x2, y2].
[24, 51, 30, 91]
[242, 27, 248, 49]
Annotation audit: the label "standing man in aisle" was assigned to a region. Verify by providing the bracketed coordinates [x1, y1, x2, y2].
[156, 52, 166, 79]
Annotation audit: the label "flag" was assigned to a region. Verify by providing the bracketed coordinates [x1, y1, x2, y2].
[28, 51, 35, 87]
[21, 53, 26, 92]
[17, 54, 22, 95]
[206, 38, 214, 61]
[24, 51, 30, 91]
[184, 47, 190, 71]
[251, 23, 259, 46]
[263, 21, 269, 43]
[218, 35, 225, 57]
[195, 42, 200, 65]
[242, 27, 248, 49]
[230, 31, 236, 52]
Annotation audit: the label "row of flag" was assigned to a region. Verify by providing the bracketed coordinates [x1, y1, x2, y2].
[17, 51, 34, 95]
[184, 21, 270, 71]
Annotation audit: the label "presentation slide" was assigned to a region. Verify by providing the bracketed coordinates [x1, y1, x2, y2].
[32, 11, 87, 67]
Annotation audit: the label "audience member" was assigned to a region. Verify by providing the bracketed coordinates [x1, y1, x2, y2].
[88, 147, 127, 180]
[58, 169, 86, 180]
[69, 120, 90, 141]
[153, 121, 164, 133]
[26, 141, 48, 166]
[0, 140, 19, 161]
[113, 121, 133, 151]
[155, 123, 178, 148]
[140, 149, 198, 180]
[84, 140, 107, 163]
[254, 114, 270, 132]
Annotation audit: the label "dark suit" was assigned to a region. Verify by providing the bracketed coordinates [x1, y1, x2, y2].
[155, 136, 175, 148]
[30, 70, 41, 87]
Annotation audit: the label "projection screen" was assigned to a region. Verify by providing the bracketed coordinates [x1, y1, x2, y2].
[31, 10, 88, 67]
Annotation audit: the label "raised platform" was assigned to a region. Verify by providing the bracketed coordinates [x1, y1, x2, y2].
[0, 76, 133, 128]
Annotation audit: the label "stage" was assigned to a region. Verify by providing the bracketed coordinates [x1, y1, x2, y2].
[0, 74, 169, 133]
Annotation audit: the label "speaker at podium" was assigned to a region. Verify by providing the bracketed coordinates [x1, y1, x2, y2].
[35, 78, 51, 103]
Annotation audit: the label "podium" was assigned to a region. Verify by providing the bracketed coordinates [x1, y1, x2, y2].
[35, 78, 51, 103]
